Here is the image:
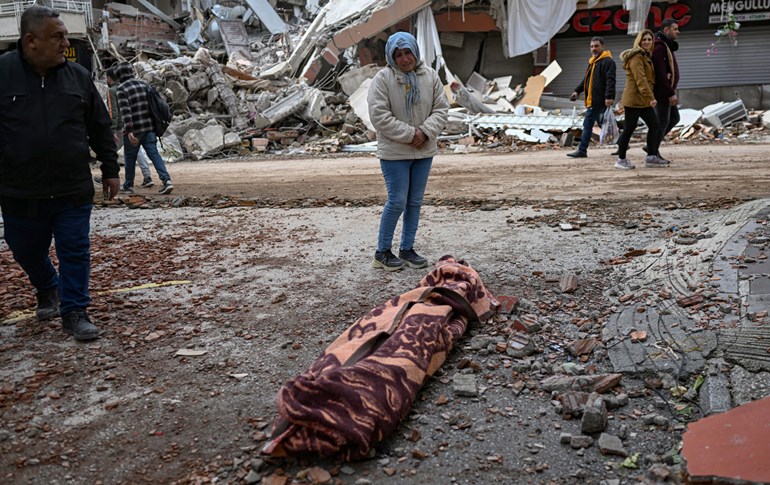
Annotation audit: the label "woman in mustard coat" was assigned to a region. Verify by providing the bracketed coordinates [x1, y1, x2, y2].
[615, 29, 667, 169]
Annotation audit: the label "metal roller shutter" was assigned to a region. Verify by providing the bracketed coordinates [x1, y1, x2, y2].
[676, 26, 770, 88]
[550, 26, 769, 98]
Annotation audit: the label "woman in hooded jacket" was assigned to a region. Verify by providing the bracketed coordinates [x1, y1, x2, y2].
[367, 32, 449, 271]
[615, 29, 667, 170]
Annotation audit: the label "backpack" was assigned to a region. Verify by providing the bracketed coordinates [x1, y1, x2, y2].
[146, 83, 172, 137]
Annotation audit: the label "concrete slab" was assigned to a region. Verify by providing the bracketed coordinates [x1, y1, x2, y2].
[730, 366, 770, 406]
[607, 199, 770, 376]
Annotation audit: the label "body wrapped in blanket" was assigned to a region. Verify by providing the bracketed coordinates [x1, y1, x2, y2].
[263, 256, 499, 460]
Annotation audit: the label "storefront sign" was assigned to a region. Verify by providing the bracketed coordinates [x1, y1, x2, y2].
[708, 0, 770, 23]
[557, 0, 770, 37]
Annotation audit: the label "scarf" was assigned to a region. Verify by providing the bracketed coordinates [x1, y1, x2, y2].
[385, 32, 422, 117]
[584, 50, 612, 107]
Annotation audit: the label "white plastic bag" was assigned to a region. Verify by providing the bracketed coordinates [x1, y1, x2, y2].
[600, 107, 619, 145]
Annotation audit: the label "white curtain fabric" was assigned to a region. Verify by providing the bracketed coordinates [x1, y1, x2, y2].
[505, 0, 576, 58]
[415, 6, 454, 82]
[624, 0, 653, 35]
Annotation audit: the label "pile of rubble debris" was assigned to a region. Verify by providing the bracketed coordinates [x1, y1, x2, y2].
[94, 3, 769, 162]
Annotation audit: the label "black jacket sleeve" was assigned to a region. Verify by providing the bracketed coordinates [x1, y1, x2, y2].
[85, 81, 119, 179]
[603, 59, 617, 101]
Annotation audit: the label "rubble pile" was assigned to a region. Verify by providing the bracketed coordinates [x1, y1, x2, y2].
[91, 4, 768, 162]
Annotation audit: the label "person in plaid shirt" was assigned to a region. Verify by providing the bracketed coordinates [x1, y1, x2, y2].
[113, 62, 174, 195]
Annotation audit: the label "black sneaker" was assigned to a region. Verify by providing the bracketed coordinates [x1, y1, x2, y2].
[61, 310, 99, 341]
[140, 179, 154, 188]
[372, 250, 404, 272]
[119, 185, 134, 194]
[566, 150, 587, 158]
[158, 181, 174, 195]
[36, 288, 60, 321]
[398, 248, 428, 269]
[93, 175, 102, 185]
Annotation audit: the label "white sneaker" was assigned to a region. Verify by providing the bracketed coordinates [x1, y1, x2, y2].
[614, 158, 635, 170]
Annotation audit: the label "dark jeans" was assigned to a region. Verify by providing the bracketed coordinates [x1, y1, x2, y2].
[616, 107, 660, 160]
[123, 131, 171, 188]
[655, 101, 680, 152]
[1, 198, 92, 315]
[577, 107, 604, 154]
[377, 157, 433, 253]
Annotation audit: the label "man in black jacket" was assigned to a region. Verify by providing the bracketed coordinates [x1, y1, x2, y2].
[567, 36, 616, 158]
[0, 6, 119, 341]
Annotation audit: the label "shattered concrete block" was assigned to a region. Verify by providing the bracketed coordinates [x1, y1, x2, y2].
[251, 138, 268, 152]
[338, 64, 381, 97]
[557, 391, 589, 417]
[559, 274, 579, 293]
[581, 393, 608, 434]
[452, 373, 478, 397]
[597, 433, 627, 456]
[183, 124, 240, 160]
[570, 435, 593, 449]
[505, 332, 536, 358]
[166, 79, 189, 105]
[186, 72, 210, 92]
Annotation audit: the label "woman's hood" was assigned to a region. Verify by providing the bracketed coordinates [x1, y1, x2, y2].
[620, 47, 648, 68]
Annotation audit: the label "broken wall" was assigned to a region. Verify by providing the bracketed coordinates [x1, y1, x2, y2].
[101, 4, 178, 53]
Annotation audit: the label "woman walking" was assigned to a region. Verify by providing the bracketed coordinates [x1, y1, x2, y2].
[615, 29, 668, 170]
[368, 32, 449, 271]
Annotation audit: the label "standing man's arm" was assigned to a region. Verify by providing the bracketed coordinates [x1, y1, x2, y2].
[604, 60, 617, 107]
[87, 83, 120, 199]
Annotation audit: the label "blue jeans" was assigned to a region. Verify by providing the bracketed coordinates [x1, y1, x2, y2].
[578, 107, 604, 153]
[2, 199, 92, 315]
[377, 158, 432, 253]
[123, 131, 171, 188]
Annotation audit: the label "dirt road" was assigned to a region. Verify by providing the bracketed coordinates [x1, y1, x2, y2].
[2, 141, 769, 485]
[167, 143, 770, 202]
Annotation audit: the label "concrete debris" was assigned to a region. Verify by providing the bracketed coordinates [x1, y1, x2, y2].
[87, 2, 767, 161]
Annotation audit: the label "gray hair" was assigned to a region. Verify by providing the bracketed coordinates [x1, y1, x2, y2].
[590, 36, 606, 45]
[20, 5, 60, 38]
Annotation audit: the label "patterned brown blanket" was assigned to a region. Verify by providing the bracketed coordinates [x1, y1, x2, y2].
[262, 256, 499, 460]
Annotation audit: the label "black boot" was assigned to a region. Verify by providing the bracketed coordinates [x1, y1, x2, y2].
[61, 310, 99, 341]
[36, 288, 60, 321]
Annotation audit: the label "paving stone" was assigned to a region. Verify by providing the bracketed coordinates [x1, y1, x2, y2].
[699, 373, 732, 416]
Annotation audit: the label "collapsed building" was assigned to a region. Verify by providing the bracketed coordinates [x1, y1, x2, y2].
[1, 0, 768, 160]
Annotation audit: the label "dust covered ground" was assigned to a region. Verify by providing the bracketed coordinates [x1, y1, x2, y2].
[2, 141, 770, 484]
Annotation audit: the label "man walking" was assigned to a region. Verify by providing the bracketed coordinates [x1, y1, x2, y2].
[650, 19, 681, 163]
[114, 62, 174, 195]
[0, 6, 119, 340]
[567, 36, 616, 158]
[102, 67, 154, 188]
